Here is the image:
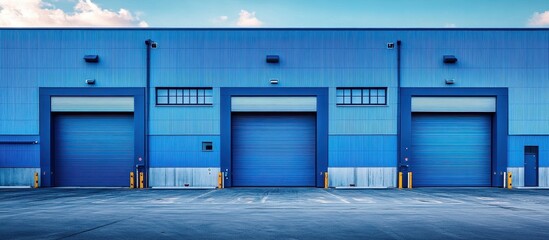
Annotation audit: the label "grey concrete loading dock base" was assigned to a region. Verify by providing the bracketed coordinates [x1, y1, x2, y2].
[1, 188, 549, 240]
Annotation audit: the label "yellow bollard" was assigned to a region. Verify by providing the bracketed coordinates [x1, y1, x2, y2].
[139, 172, 144, 189]
[407, 172, 413, 189]
[34, 172, 39, 188]
[130, 172, 135, 189]
[324, 172, 329, 189]
[398, 172, 403, 189]
[218, 172, 223, 189]
[507, 172, 513, 189]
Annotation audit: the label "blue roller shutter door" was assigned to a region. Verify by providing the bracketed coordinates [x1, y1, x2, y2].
[232, 113, 316, 187]
[53, 113, 134, 187]
[411, 113, 492, 187]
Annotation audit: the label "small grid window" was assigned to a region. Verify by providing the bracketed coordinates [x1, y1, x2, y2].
[336, 88, 387, 105]
[156, 88, 213, 105]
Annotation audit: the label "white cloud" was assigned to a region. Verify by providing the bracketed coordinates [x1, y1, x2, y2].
[528, 10, 549, 27]
[444, 23, 457, 28]
[236, 9, 262, 27]
[211, 15, 229, 24]
[0, 0, 148, 27]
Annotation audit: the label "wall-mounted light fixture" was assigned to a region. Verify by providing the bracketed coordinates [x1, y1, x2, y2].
[83, 55, 99, 63]
[443, 55, 458, 64]
[270, 79, 279, 85]
[266, 55, 280, 63]
[445, 79, 455, 85]
[85, 79, 96, 85]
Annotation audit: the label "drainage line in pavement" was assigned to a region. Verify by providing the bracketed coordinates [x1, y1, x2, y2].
[55, 219, 126, 240]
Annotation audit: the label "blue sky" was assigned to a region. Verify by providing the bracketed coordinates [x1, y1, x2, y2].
[0, 0, 548, 27]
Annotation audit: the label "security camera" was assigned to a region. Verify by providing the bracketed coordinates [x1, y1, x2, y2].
[145, 39, 158, 48]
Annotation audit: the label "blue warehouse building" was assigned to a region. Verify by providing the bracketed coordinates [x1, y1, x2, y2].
[0, 28, 548, 188]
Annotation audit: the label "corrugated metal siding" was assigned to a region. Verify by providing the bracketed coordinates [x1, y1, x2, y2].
[540, 167, 549, 187]
[397, 30, 549, 134]
[153, 48, 394, 71]
[53, 113, 134, 187]
[0, 168, 41, 186]
[328, 167, 396, 187]
[509, 87, 549, 135]
[155, 68, 398, 88]
[507, 167, 524, 187]
[0, 29, 548, 181]
[152, 30, 397, 89]
[328, 135, 397, 167]
[153, 30, 396, 49]
[0, 87, 38, 135]
[1, 29, 548, 136]
[0, 30, 149, 135]
[508, 136, 549, 167]
[149, 167, 219, 188]
[0, 135, 40, 167]
[0, 144, 39, 167]
[412, 113, 492, 187]
[232, 112, 316, 187]
[149, 135, 220, 167]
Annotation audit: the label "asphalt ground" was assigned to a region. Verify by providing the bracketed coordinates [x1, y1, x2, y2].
[1, 188, 549, 240]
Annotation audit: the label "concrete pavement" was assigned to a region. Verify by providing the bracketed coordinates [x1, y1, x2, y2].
[1, 188, 549, 239]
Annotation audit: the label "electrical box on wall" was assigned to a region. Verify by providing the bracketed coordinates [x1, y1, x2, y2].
[202, 142, 213, 151]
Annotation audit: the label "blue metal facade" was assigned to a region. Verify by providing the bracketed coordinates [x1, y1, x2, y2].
[0, 28, 547, 187]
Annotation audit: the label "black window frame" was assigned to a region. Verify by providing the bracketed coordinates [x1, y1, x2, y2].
[336, 87, 387, 106]
[156, 87, 213, 106]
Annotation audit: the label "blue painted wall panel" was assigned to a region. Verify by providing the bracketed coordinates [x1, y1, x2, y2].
[153, 30, 396, 49]
[396, 30, 548, 134]
[149, 88, 220, 135]
[329, 135, 397, 167]
[2, 29, 548, 136]
[153, 68, 396, 87]
[508, 136, 549, 167]
[153, 48, 395, 69]
[329, 87, 398, 135]
[397, 30, 548, 49]
[509, 86, 549, 135]
[0, 29, 548, 176]
[402, 48, 548, 69]
[0, 136, 40, 167]
[149, 135, 220, 167]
